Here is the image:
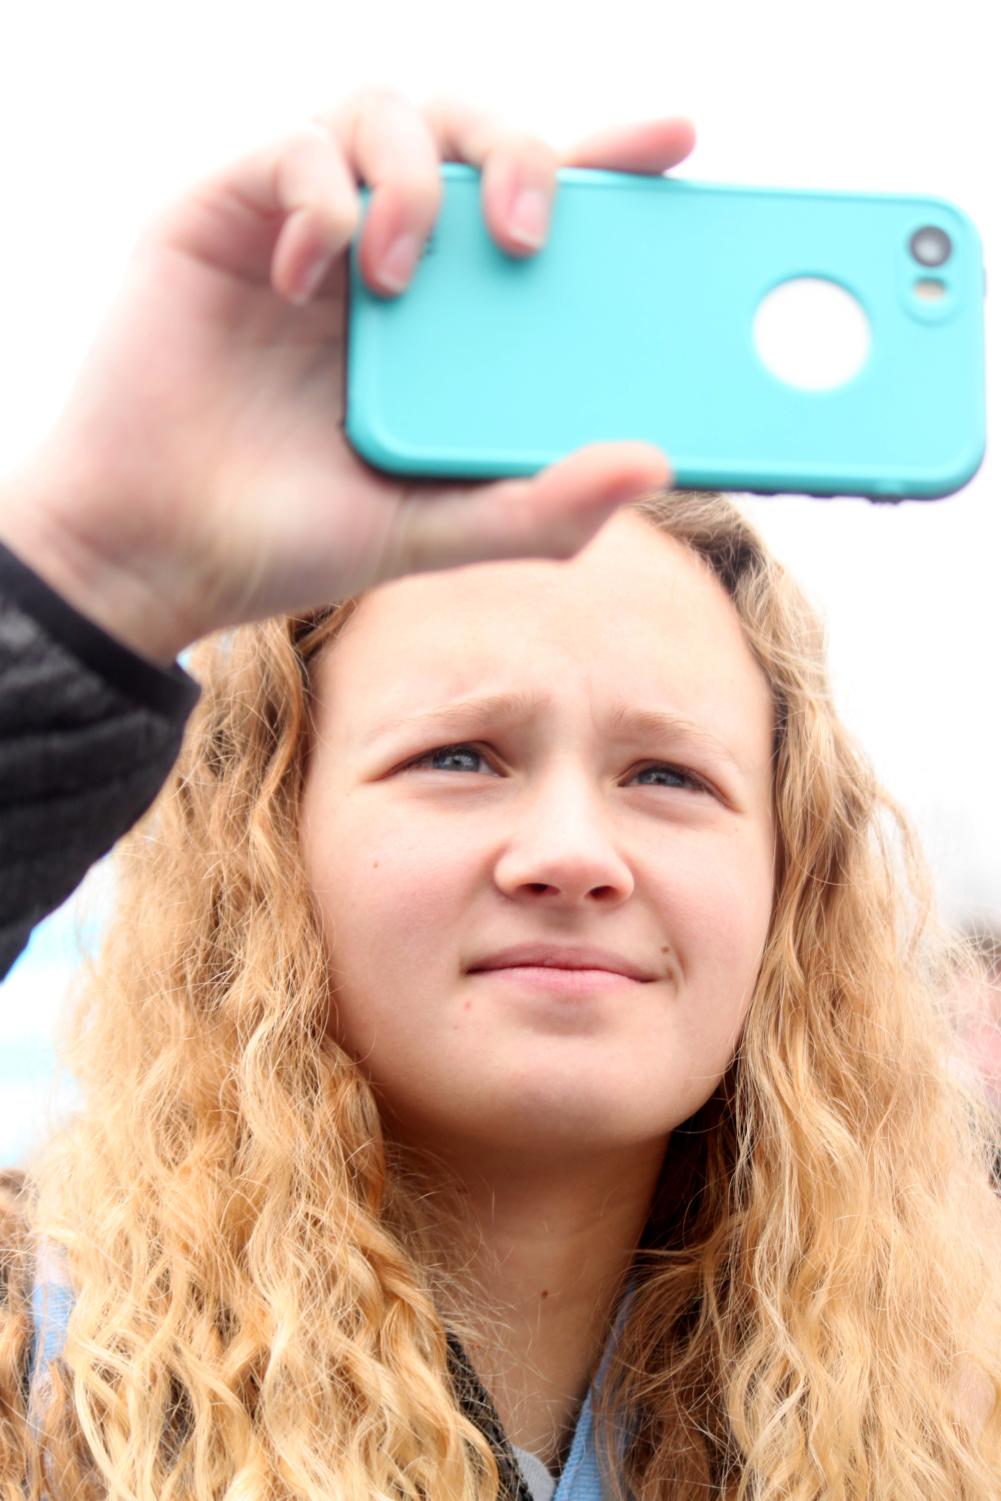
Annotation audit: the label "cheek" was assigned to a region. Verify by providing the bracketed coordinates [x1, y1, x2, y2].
[646, 834, 772, 1103]
[300, 797, 476, 1038]
[655, 828, 774, 997]
[328, 813, 470, 950]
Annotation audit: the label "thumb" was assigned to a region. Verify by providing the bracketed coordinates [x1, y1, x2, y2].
[384, 442, 674, 579]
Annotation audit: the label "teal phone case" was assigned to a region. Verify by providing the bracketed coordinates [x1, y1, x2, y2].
[345, 163, 986, 500]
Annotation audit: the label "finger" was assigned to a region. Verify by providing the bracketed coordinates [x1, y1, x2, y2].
[143, 92, 441, 307]
[270, 123, 366, 304]
[422, 95, 562, 259]
[280, 90, 555, 298]
[381, 442, 674, 582]
[277, 96, 556, 303]
[558, 116, 697, 174]
[325, 90, 561, 290]
[156, 97, 696, 309]
[421, 99, 695, 265]
[144, 121, 363, 301]
[317, 88, 446, 298]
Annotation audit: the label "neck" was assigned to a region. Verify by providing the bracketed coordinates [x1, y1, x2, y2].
[385, 1132, 668, 1471]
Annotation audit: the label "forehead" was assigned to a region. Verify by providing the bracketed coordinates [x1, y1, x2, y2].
[314, 513, 770, 741]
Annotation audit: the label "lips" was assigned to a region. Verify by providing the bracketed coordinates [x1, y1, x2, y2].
[468, 942, 655, 982]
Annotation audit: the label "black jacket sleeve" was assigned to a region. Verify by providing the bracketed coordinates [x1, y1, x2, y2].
[0, 541, 201, 981]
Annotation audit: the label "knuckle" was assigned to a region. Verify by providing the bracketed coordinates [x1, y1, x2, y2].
[323, 86, 420, 149]
[497, 131, 560, 176]
[301, 115, 332, 141]
[422, 95, 524, 166]
[321, 200, 362, 245]
[422, 90, 478, 128]
[398, 176, 444, 222]
[288, 120, 340, 168]
[279, 130, 359, 218]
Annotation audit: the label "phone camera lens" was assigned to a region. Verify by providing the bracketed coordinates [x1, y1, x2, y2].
[909, 225, 952, 267]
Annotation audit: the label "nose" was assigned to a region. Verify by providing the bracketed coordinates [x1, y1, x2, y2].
[491, 778, 635, 905]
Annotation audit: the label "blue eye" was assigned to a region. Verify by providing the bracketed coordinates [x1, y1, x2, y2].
[633, 763, 704, 791]
[403, 743, 707, 792]
[407, 744, 487, 774]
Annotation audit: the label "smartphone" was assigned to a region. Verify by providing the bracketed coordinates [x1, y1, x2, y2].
[344, 163, 986, 501]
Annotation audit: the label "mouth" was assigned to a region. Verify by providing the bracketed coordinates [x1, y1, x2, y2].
[469, 945, 655, 983]
[470, 965, 644, 995]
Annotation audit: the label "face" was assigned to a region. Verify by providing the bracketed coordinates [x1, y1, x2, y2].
[299, 513, 775, 1167]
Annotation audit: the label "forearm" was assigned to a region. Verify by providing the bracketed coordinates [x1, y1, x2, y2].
[0, 458, 190, 669]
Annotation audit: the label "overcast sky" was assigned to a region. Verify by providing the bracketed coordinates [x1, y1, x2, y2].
[1, 0, 998, 1163]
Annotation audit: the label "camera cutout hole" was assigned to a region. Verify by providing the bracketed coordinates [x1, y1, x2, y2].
[753, 277, 871, 391]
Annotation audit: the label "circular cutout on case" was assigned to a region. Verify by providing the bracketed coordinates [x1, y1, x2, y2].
[753, 276, 871, 391]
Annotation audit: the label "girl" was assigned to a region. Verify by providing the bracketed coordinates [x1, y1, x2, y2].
[1, 87, 999, 1501]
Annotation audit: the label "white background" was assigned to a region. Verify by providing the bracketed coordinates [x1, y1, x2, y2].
[1, 0, 998, 1163]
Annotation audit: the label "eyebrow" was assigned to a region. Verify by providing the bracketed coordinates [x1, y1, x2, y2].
[366, 690, 742, 770]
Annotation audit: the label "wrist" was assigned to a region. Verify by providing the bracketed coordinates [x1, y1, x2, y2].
[0, 456, 195, 669]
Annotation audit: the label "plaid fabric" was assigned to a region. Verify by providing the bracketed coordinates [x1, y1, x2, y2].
[447, 1330, 537, 1501]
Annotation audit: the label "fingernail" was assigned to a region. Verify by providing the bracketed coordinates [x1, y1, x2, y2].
[378, 232, 421, 292]
[291, 249, 331, 305]
[508, 187, 549, 249]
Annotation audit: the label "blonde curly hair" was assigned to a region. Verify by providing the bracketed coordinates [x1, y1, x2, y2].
[2, 488, 1000, 1501]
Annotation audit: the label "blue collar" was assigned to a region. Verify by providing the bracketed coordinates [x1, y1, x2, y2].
[550, 1279, 635, 1501]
